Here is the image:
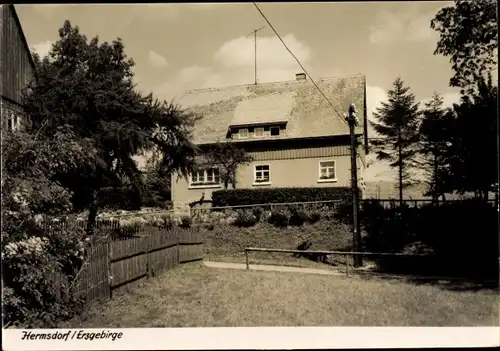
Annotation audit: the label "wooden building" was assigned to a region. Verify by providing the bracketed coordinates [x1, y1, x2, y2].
[0, 4, 35, 132]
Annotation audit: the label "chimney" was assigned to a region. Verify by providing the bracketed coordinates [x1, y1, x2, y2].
[295, 73, 306, 81]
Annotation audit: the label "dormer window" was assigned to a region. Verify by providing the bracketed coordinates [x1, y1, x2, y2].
[239, 128, 249, 139]
[228, 123, 285, 140]
[254, 127, 264, 137]
[270, 126, 280, 136]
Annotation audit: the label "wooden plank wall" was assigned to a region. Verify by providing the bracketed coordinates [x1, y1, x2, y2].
[1, 5, 34, 104]
[249, 144, 350, 161]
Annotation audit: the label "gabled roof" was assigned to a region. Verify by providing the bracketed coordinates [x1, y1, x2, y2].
[177, 74, 366, 145]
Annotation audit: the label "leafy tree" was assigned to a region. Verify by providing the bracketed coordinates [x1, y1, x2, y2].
[418, 93, 455, 202]
[205, 141, 253, 189]
[370, 77, 421, 204]
[449, 74, 498, 201]
[431, 0, 498, 93]
[23, 21, 199, 234]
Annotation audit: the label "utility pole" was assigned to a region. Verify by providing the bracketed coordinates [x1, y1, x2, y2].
[345, 104, 363, 268]
[247, 26, 265, 85]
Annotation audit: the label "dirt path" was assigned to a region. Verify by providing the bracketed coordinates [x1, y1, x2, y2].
[204, 260, 347, 276]
[203, 260, 496, 285]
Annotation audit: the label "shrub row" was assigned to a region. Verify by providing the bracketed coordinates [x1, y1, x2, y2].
[267, 207, 322, 228]
[192, 206, 323, 229]
[212, 187, 357, 207]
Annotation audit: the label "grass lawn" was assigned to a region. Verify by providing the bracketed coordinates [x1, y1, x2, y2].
[202, 219, 357, 269]
[61, 265, 499, 327]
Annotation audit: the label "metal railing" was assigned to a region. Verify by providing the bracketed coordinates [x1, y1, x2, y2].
[364, 198, 498, 209]
[244, 247, 432, 277]
[191, 199, 343, 212]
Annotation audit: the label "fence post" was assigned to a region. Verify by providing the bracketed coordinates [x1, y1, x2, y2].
[176, 228, 180, 266]
[107, 238, 112, 300]
[345, 253, 349, 276]
[245, 249, 249, 270]
[146, 235, 151, 279]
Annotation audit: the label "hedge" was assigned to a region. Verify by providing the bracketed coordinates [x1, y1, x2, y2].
[212, 187, 358, 207]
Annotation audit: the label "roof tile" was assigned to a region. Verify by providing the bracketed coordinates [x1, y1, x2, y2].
[178, 74, 366, 145]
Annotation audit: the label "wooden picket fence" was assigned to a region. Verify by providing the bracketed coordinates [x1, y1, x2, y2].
[63, 226, 203, 304]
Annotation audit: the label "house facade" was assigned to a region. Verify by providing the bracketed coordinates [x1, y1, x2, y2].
[171, 73, 368, 214]
[0, 4, 35, 132]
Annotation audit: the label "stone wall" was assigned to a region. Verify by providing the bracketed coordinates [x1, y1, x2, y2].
[1, 98, 27, 132]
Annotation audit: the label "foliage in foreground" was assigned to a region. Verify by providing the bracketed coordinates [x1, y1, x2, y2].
[2, 220, 88, 328]
[1, 129, 93, 327]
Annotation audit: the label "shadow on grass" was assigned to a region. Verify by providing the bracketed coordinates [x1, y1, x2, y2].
[357, 273, 499, 293]
[406, 278, 499, 292]
[295, 244, 499, 293]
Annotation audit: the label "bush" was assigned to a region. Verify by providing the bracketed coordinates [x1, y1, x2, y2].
[2, 218, 87, 327]
[202, 222, 215, 231]
[307, 211, 321, 223]
[268, 209, 290, 228]
[234, 209, 258, 227]
[159, 214, 174, 229]
[212, 187, 357, 207]
[361, 199, 499, 280]
[251, 207, 264, 222]
[179, 215, 192, 229]
[289, 207, 309, 226]
[402, 241, 434, 255]
[334, 201, 354, 224]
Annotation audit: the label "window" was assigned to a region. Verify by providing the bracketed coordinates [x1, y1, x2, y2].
[270, 126, 280, 136]
[318, 160, 336, 181]
[239, 128, 249, 139]
[7, 113, 19, 132]
[190, 167, 221, 187]
[254, 127, 264, 137]
[254, 165, 270, 184]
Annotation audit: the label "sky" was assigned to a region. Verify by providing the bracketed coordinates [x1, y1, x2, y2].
[16, 2, 464, 181]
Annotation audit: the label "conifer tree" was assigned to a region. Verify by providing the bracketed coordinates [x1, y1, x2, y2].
[418, 93, 455, 202]
[370, 77, 421, 204]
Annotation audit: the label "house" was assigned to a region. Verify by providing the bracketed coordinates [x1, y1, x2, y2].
[0, 4, 35, 133]
[170, 73, 368, 214]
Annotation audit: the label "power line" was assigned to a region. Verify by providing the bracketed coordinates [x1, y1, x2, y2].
[252, 2, 347, 126]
